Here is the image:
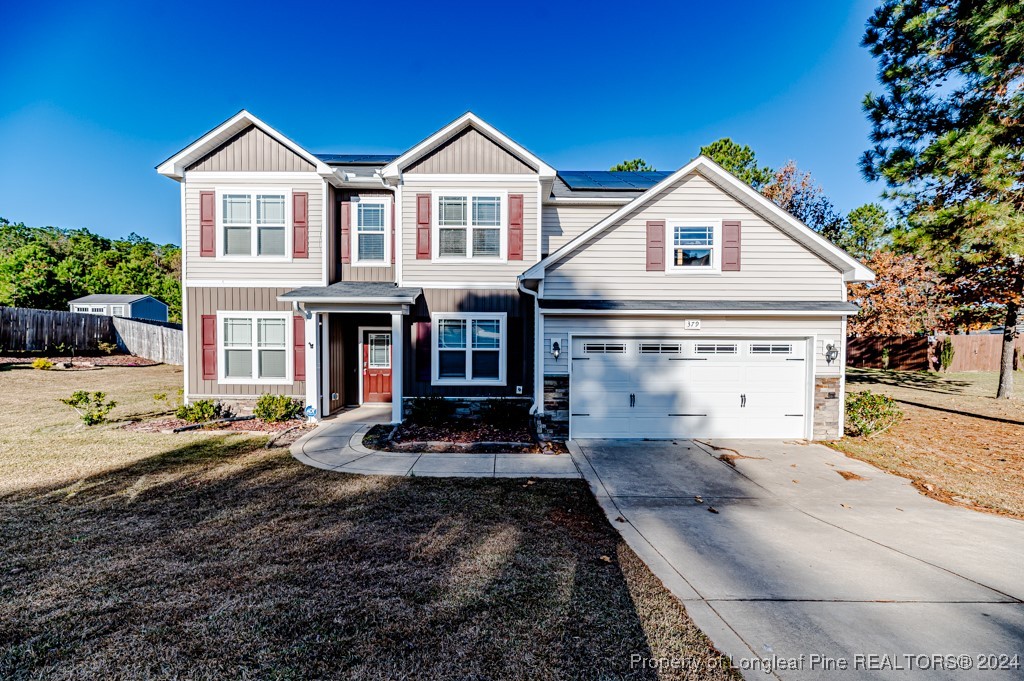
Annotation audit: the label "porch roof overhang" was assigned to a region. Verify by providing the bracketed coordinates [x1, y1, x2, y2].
[538, 299, 860, 316]
[278, 282, 422, 313]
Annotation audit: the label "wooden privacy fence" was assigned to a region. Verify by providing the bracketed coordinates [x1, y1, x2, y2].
[0, 307, 183, 365]
[847, 334, 1023, 372]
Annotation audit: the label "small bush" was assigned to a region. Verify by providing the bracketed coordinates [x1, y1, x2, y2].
[60, 390, 117, 426]
[254, 394, 303, 423]
[97, 341, 118, 355]
[175, 399, 228, 424]
[845, 390, 903, 437]
[32, 358, 54, 371]
[480, 397, 530, 427]
[880, 346, 891, 371]
[939, 339, 955, 371]
[408, 396, 455, 424]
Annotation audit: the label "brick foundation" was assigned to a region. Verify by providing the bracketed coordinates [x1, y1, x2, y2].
[813, 375, 841, 440]
[538, 375, 569, 440]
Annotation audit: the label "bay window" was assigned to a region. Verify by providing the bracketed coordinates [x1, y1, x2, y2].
[434, 192, 504, 259]
[432, 313, 506, 385]
[218, 189, 290, 258]
[218, 312, 291, 384]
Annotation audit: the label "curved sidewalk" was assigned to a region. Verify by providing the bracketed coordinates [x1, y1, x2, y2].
[290, 414, 580, 479]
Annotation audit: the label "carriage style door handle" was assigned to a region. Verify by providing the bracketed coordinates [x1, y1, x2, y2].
[629, 393, 635, 408]
[740, 394, 747, 408]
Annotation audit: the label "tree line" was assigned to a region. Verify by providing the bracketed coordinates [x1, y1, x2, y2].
[0, 218, 182, 323]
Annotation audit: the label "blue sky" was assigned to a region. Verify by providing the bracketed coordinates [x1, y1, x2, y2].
[0, 0, 881, 246]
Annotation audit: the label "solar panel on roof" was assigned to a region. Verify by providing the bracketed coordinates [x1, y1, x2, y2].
[559, 170, 673, 191]
[314, 153, 400, 165]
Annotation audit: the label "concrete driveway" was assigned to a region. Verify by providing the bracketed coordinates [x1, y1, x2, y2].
[571, 439, 1024, 680]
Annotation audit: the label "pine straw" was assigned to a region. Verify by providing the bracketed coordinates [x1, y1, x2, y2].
[0, 365, 736, 680]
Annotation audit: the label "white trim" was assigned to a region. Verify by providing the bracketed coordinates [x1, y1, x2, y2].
[535, 177, 543, 263]
[275, 295, 418, 305]
[181, 183, 189, 400]
[543, 196, 632, 206]
[215, 187, 293, 261]
[838, 317, 848, 436]
[351, 195, 392, 267]
[522, 156, 874, 283]
[215, 311, 293, 385]
[321, 314, 331, 417]
[666, 221, 721, 274]
[407, 281, 518, 290]
[390, 312, 404, 424]
[395, 182, 404, 286]
[539, 308, 858, 317]
[430, 311, 507, 386]
[321, 181, 329, 285]
[184, 171, 322, 181]
[402, 174, 541, 183]
[431, 190, 508, 262]
[357, 325, 392, 406]
[304, 311, 320, 420]
[380, 112, 556, 179]
[186, 279, 324, 288]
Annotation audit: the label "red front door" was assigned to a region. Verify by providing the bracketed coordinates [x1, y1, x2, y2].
[362, 331, 392, 403]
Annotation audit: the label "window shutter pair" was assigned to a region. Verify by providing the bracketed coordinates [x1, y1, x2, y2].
[645, 219, 741, 271]
[199, 314, 306, 382]
[415, 193, 524, 260]
[198, 190, 308, 258]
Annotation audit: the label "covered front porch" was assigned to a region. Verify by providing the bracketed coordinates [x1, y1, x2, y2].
[278, 282, 422, 424]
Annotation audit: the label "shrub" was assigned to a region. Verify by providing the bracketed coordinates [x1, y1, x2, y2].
[254, 394, 304, 423]
[153, 388, 184, 410]
[939, 339, 955, 371]
[60, 390, 117, 426]
[480, 397, 530, 427]
[408, 395, 455, 424]
[32, 358, 54, 371]
[845, 390, 903, 437]
[97, 341, 118, 355]
[880, 346, 891, 370]
[175, 399, 228, 424]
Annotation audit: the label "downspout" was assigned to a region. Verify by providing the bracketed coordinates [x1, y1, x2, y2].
[517, 276, 542, 416]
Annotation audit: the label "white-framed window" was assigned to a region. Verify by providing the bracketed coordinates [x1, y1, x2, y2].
[216, 188, 292, 260]
[667, 222, 719, 272]
[431, 312, 506, 385]
[433, 191, 506, 261]
[368, 333, 391, 368]
[352, 197, 390, 265]
[216, 311, 292, 384]
[110, 305, 126, 317]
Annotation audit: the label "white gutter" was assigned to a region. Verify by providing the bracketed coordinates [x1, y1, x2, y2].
[517, 276, 543, 415]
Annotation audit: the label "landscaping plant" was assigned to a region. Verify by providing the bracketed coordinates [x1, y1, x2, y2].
[845, 390, 903, 437]
[175, 399, 227, 424]
[939, 339, 955, 372]
[59, 390, 117, 426]
[253, 394, 303, 423]
[408, 395, 455, 424]
[31, 358, 54, 371]
[98, 341, 118, 355]
[481, 397, 530, 427]
[880, 346, 891, 371]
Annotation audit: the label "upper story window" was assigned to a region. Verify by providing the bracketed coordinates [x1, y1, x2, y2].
[434, 192, 505, 260]
[668, 223, 718, 272]
[353, 198, 389, 265]
[218, 189, 291, 259]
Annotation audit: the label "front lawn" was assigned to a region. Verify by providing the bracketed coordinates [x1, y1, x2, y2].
[0, 363, 735, 679]
[834, 368, 1024, 518]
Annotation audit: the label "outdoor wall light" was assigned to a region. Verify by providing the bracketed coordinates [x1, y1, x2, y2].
[825, 342, 839, 365]
[551, 341, 561, 360]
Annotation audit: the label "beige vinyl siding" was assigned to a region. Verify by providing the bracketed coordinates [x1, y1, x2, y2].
[184, 174, 324, 283]
[542, 314, 844, 376]
[186, 125, 314, 172]
[543, 172, 844, 300]
[400, 177, 539, 285]
[541, 204, 619, 256]
[406, 127, 534, 174]
[186, 286, 304, 397]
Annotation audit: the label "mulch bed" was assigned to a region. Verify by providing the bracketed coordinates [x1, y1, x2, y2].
[0, 355, 160, 368]
[398, 420, 534, 444]
[122, 417, 309, 435]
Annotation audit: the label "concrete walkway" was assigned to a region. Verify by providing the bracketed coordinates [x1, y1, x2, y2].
[291, 407, 579, 478]
[570, 439, 1024, 680]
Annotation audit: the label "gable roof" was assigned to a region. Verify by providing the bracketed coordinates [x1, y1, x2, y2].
[379, 112, 556, 179]
[156, 110, 334, 181]
[70, 294, 166, 306]
[523, 155, 874, 283]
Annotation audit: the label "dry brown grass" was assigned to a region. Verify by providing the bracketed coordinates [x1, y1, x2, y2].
[0, 363, 736, 680]
[836, 369, 1024, 518]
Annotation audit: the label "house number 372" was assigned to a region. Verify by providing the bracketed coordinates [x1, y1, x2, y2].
[684, 319, 701, 330]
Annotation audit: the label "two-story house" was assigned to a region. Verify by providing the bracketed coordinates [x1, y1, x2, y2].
[158, 111, 872, 440]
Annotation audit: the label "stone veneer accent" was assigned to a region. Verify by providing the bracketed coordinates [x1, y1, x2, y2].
[401, 396, 532, 420]
[813, 376, 842, 440]
[538, 375, 569, 440]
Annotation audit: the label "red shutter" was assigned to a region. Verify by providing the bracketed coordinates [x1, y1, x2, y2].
[293, 192, 309, 258]
[416, 194, 431, 259]
[391, 200, 396, 264]
[416, 321, 431, 381]
[722, 220, 741, 271]
[201, 315, 217, 380]
[340, 200, 351, 264]
[646, 220, 666, 271]
[293, 315, 306, 381]
[508, 193, 524, 260]
[200, 191, 216, 257]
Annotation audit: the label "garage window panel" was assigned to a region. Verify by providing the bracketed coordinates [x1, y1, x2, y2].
[583, 342, 626, 354]
[639, 342, 682, 354]
[750, 343, 793, 355]
[695, 343, 738, 355]
[432, 314, 506, 385]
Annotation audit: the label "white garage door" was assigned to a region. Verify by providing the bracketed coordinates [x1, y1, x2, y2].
[569, 337, 809, 439]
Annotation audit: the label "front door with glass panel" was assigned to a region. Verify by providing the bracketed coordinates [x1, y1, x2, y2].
[362, 331, 392, 403]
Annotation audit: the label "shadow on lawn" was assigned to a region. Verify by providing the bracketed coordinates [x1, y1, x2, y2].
[0, 438, 727, 679]
[846, 368, 973, 395]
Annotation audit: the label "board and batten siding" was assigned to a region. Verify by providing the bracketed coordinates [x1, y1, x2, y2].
[186, 286, 304, 398]
[186, 125, 314, 172]
[339, 189, 395, 283]
[400, 177, 540, 285]
[406, 127, 534, 174]
[543, 172, 844, 300]
[541, 204, 619, 256]
[542, 315, 844, 376]
[183, 174, 324, 283]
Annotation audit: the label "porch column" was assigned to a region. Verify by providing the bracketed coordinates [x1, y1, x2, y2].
[304, 311, 320, 421]
[391, 311, 403, 424]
